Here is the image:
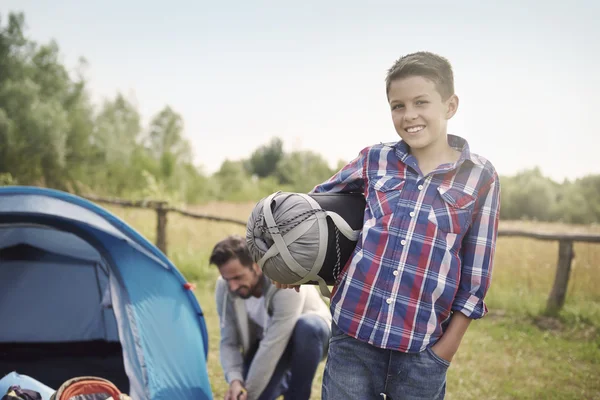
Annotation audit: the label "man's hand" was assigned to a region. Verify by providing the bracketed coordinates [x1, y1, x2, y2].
[225, 380, 247, 400]
[271, 279, 300, 292]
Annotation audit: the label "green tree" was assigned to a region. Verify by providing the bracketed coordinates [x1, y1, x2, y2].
[62, 58, 97, 192]
[213, 160, 255, 201]
[275, 150, 334, 193]
[500, 169, 556, 221]
[145, 106, 193, 178]
[247, 137, 284, 178]
[0, 12, 97, 191]
[147, 107, 192, 162]
[576, 175, 600, 222]
[0, 58, 70, 187]
[92, 94, 144, 194]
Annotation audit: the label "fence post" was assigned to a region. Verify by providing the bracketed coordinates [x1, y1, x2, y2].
[155, 202, 169, 256]
[545, 239, 575, 315]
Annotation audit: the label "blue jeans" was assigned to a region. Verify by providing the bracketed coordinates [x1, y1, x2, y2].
[244, 314, 330, 400]
[322, 322, 449, 400]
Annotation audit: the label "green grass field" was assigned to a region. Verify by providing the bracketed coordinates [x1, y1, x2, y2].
[105, 202, 600, 400]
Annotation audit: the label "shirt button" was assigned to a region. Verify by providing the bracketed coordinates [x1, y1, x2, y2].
[393, 270, 399, 276]
[409, 211, 415, 217]
[386, 298, 392, 304]
[401, 239, 407, 245]
[418, 185, 424, 190]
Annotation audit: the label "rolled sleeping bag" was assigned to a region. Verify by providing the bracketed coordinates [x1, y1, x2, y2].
[246, 191, 365, 297]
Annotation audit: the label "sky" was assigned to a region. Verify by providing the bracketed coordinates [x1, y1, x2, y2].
[2, 0, 599, 181]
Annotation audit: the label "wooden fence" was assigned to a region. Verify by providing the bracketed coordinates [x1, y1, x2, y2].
[84, 195, 600, 316]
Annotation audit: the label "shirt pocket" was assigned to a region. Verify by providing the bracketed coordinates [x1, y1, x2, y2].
[427, 186, 476, 234]
[366, 176, 405, 220]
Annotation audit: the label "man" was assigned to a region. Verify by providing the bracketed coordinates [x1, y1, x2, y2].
[210, 235, 332, 400]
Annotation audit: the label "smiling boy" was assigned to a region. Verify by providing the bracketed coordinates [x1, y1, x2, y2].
[278, 51, 501, 399]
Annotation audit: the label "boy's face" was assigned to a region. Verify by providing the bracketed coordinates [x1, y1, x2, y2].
[388, 75, 458, 152]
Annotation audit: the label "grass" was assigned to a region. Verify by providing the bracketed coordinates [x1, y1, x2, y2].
[104, 202, 600, 400]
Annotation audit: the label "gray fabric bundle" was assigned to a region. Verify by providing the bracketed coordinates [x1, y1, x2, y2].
[246, 191, 364, 297]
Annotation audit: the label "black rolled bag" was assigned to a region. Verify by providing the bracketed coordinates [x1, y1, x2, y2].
[246, 191, 365, 297]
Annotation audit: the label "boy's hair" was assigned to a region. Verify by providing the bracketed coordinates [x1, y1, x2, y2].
[385, 51, 454, 100]
[209, 235, 254, 268]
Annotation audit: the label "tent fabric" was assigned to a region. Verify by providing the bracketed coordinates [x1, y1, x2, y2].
[0, 226, 102, 263]
[0, 186, 212, 400]
[0, 194, 167, 268]
[0, 260, 117, 343]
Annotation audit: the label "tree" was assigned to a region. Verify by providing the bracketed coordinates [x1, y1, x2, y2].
[0, 19, 70, 188]
[146, 106, 192, 163]
[62, 58, 97, 192]
[92, 94, 143, 194]
[213, 160, 255, 200]
[500, 168, 560, 221]
[275, 150, 334, 193]
[247, 137, 284, 178]
[0, 13, 93, 190]
[145, 106, 193, 181]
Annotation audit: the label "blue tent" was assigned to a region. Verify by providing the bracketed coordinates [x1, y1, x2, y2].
[0, 186, 212, 400]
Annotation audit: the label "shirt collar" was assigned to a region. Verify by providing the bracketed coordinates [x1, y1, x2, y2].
[393, 134, 474, 167]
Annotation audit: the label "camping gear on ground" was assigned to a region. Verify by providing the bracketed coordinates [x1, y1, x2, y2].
[0, 186, 213, 400]
[49, 376, 131, 400]
[246, 191, 365, 297]
[1, 385, 42, 400]
[0, 372, 54, 400]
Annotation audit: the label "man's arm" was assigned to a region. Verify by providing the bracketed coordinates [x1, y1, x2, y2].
[436, 174, 501, 361]
[215, 279, 245, 385]
[244, 288, 306, 399]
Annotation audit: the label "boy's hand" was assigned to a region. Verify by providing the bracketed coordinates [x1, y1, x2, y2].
[431, 341, 456, 363]
[225, 380, 247, 400]
[271, 280, 300, 292]
[431, 311, 473, 363]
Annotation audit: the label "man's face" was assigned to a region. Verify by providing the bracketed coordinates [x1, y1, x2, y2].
[219, 258, 261, 299]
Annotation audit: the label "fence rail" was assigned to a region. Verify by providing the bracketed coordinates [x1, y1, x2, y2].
[84, 195, 600, 316]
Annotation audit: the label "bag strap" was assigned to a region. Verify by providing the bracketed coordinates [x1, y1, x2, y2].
[257, 192, 360, 297]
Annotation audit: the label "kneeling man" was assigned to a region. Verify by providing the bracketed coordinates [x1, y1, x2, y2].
[210, 235, 332, 400]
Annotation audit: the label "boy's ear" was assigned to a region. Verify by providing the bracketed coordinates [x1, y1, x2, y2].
[445, 94, 459, 119]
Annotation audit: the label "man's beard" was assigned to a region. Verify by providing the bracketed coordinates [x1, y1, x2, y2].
[234, 285, 253, 299]
[233, 271, 263, 299]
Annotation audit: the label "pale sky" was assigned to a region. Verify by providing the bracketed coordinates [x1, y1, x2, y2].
[2, 0, 599, 181]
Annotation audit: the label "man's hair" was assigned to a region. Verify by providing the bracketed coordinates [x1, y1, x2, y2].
[385, 51, 454, 100]
[209, 235, 254, 268]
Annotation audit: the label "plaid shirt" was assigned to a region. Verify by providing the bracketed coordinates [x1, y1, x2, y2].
[311, 135, 500, 352]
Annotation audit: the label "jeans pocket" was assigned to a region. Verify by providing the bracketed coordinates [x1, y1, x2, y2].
[329, 322, 351, 344]
[426, 346, 451, 368]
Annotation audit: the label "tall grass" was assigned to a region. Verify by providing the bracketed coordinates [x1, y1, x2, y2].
[105, 203, 600, 400]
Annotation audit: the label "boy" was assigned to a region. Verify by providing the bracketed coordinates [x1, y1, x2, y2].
[276, 51, 500, 399]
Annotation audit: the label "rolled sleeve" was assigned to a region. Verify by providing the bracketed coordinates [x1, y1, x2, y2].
[452, 292, 487, 319]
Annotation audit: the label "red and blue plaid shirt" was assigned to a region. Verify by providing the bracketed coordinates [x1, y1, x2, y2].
[311, 135, 501, 352]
